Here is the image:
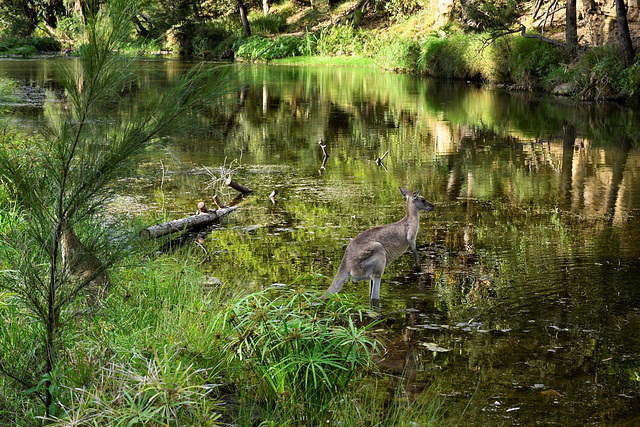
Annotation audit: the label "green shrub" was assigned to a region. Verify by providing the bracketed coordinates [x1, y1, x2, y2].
[619, 61, 640, 99]
[56, 15, 85, 41]
[381, 0, 426, 21]
[505, 36, 562, 88]
[315, 25, 372, 57]
[0, 36, 60, 54]
[29, 37, 61, 52]
[191, 24, 231, 56]
[550, 45, 640, 100]
[15, 45, 35, 57]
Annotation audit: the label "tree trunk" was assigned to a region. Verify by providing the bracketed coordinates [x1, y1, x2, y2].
[566, 0, 578, 52]
[615, 0, 635, 67]
[236, 0, 252, 37]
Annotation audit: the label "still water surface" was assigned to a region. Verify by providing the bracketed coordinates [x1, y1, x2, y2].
[2, 57, 640, 425]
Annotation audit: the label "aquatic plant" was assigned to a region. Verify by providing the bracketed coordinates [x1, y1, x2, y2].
[215, 278, 380, 424]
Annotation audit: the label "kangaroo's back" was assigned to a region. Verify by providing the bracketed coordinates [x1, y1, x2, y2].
[323, 187, 433, 306]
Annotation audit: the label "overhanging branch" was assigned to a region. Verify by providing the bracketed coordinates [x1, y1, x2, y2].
[480, 23, 566, 51]
[516, 23, 565, 47]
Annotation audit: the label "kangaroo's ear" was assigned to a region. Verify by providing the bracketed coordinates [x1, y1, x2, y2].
[399, 187, 410, 197]
[411, 190, 421, 198]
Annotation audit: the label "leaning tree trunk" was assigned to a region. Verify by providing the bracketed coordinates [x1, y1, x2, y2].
[615, 0, 635, 67]
[236, 0, 252, 37]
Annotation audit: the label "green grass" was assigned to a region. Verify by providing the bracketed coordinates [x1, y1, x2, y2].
[1, 236, 445, 425]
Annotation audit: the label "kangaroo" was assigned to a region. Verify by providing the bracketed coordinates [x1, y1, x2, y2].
[322, 187, 434, 306]
[61, 220, 110, 305]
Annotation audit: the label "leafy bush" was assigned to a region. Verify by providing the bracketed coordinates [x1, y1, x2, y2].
[578, 46, 640, 99]
[619, 61, 640, 99]
[315, 25, 372, 57]
[29, 37, 61, 52]
[190, 24, 232, 56]
[56, 15, 85, 41]
[543, 45, 640, 100]
[15, 45, 36, 57]
[381, 0, 426, 22]
[0, 36, 60, 54]
[215, 281, 379, 424]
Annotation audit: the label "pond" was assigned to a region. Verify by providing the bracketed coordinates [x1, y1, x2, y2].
[2, 57, 640, 425]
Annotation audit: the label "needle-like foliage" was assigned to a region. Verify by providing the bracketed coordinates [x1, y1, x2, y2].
[0, 0, 238, 418]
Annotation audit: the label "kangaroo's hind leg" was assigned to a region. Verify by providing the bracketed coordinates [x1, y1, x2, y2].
[369, 276, 382, 309]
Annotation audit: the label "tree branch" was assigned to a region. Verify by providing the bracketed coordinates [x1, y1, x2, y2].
[480, 23, 566, 50]
[517, 23, 565, 47]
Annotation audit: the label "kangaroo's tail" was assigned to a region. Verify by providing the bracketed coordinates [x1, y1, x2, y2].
[321, 258, 350, 299]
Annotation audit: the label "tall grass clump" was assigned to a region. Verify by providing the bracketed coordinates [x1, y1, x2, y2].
[375, 36, 422, 72]
[491, 34, 563, 89]
[249, 9, 290, 35]
[215, 278, 380, 425]
[45, 346, 221, 426]
[337, 377, 445, 426]
[0, 79, 20, 108]
[34, 254, 232, 425]
[417, 33, 486, 80]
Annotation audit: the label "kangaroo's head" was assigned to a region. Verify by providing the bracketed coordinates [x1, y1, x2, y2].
[399, 187, 434, 213]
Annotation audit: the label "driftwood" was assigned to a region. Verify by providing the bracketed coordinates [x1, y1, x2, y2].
[226, 177, 253, 194]
[140, 204, 236, 240]
[212, 194, 228, 209]
[318, 139, 329, 176]
[140, 177, 255, 240]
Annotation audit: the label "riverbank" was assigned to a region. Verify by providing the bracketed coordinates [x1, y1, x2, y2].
[1, 0, 638, 103]
[225, 1, 639, 103]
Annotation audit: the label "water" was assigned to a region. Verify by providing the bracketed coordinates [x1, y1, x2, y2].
[2, 57, 640, 425]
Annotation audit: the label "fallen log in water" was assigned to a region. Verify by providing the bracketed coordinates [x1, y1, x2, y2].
[140, 204, 237, 240]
